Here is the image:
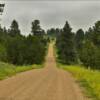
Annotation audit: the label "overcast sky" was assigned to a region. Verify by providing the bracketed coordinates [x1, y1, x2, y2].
[0, 1, 100, 35]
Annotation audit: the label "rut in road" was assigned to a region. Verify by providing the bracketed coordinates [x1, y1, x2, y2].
[0, 43, 88, 100]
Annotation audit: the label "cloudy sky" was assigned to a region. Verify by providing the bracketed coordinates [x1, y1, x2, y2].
[0, 1, 100, 35]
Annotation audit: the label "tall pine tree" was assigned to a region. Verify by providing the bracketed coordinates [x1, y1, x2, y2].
[75, 29, 84, 50]
[57, 21, 76, 64]
[9, 20, 20, 37]
[31, 20, 44, 36]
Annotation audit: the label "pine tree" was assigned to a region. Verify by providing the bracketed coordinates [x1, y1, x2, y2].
[75, 29, 84, 50]
[31, 20, 42, 35]
[9, 20, 20, 37]
[57, 21, 76, 64]
[92, 21, 100, 47]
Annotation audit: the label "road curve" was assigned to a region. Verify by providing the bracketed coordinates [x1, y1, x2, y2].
[0, 43, 87, 100]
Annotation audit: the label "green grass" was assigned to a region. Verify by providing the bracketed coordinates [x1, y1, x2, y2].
[58, 64, 100, 100]
[0, 62, 42, 80]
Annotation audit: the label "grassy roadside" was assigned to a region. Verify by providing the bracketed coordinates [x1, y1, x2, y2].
[0, 62, 42, 80]
[0, 43, 49, 80]
[58, 64, 100, 100]
[54, 43, 100, 100]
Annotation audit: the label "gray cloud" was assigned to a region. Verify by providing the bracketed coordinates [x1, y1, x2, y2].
[1, 1, 100, 35]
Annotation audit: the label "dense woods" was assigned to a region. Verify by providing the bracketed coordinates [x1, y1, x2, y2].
[0, 20, 48, 65]
[56, 21, 100, 69]
[0, 18, 100, 69]
[78, 21, 100, 69]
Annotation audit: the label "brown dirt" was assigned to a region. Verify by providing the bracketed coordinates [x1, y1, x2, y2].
[0, 43, 88, 100]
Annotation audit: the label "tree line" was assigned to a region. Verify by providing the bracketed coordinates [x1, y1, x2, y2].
[0, 19, 100, 69]
[56, 21, 100, 69]
[0, 20, 48, 65]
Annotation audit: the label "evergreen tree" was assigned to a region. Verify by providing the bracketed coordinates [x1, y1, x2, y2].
[57, 21, 76, 64]
[9, 20, 20, 37]
[80, 40, 100, 69]
[75, 29, 84, 50]
[92, 21, 100, 47]
[78, 21, 100, 69]
[47, 28, 61, 40]
[31, 20, 43, 35]
[85, 27, 93, 41]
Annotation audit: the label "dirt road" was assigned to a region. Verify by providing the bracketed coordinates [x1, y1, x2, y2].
[0, 43, 87, 100]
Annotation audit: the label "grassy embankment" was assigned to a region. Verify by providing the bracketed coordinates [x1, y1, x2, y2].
[0, 62, 42, 80]
[58, 64, 100, 100]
